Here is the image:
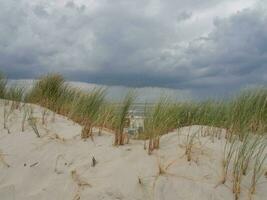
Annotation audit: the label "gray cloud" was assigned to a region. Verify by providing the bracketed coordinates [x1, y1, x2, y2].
[0, 0, 266, 99]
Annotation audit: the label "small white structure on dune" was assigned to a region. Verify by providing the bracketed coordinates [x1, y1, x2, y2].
[125, 110, 144, 135]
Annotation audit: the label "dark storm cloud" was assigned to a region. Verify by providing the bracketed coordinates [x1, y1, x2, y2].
[187, 7, 267, 89]
[0, 0, 266, 98]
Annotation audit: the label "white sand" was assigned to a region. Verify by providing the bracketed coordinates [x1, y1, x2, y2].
[0, 100, 266, 200]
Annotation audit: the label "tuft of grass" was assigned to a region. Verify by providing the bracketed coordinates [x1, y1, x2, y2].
[5, 86, 25, 109]
[219, 132, 267, 200]
[28, 74, 65, 109]
[72, 88, 106, 140]
[54, 85, 81, 117]
[28, 109, 40, 138]
[0, 72, 7, 98]
[250, 138, 267, 195]
[21, 104, 31, 132]
[113, 91, 136, 146]
[185, 130, 199, 162]
[240, 134, 262, 176]
[143, 97, 175, 154]
[232, 136, 248, 199]
[221, 135, 238, 184]
[28, 74, 67, 125]
[227, 88, 267, 137]
[96, 103, 115, 136]
[3, 100, 12, 133]
[149, 87, 267, 140]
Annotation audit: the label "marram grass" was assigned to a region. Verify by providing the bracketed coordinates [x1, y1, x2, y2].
[1, 71, 267, 143]
[72, 88, 106, 139]
[0, 72, 7, 98]
[143, 97, 176, 154]
[112, 91, 136, 145]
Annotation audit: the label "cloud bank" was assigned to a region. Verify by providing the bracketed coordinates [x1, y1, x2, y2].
[0, 0, 266, 98]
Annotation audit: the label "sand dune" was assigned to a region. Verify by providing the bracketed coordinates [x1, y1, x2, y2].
[0, 100, 266, 200]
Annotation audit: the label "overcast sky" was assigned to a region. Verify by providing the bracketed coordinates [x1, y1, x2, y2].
[1, 0, 267, 100]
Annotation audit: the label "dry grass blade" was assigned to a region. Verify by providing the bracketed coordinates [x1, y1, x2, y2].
[28, 110, 40, 138]
[250, 138, 267, 195]
[185, 130, 198, 162]
[220, 135, 238, 185]
[0, 72, 7, 99]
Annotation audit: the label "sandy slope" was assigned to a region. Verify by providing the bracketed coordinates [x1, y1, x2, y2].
[0, 100, 266, 200]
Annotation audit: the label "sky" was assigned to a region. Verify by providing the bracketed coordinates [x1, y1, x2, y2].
[1, 0, 267, 100]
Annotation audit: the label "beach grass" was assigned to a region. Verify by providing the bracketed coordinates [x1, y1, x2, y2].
[143, 97, 175, 154]
[113, 91, 136, 145]
[0, 72, 7, 99]
[72, 88, 106, 139]
[1, 71, 267, 143]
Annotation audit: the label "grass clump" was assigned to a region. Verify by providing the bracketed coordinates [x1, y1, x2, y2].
[152, 88, 267, 140]
[0, 72, 7, 98]
[113, 91, 136, 146]
[249, 138, 267, 195]
[28, 74, 65, 108]
[27, 74, 65, 125]
[3, 100, 12, 133]
[21, 104, 31, 132]
[28, 74, 108, 140]
[72, 88, 106, 140]
[227, 88, 267, 138]
[96, 103, 116, 135]
[28, 108, 40, 138]
[143, 98, 175, 154]
[219, 132, 267, 200]
[54, 85, 81, 117]
[184, 130, 199, 162]
[221, 136, 238, 184]
[5, 86, 25, 109]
